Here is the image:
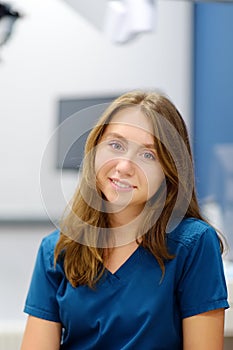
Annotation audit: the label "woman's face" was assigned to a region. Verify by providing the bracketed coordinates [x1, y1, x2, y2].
[95, 107, 165, 214]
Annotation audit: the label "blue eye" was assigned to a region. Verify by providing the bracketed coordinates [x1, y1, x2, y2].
[109, 141, 124, 151]
[142, 151, 156, 160]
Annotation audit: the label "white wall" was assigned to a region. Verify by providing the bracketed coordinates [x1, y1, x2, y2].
[0, 0, 193, 222]
[0, 223, 54, 323]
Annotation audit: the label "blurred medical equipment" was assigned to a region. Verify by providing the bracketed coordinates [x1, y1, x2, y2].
[0, 2, 22, 47]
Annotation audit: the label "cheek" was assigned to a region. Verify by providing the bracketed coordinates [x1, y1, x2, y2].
[95, 149, 116, 181]
[95, 148, 109, 175]
[143, 165, 165, 195]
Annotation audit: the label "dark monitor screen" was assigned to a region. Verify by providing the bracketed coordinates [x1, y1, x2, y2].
[57, 95, 118, 170]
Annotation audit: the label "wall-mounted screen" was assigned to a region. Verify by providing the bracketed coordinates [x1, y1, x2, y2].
[57, 95, 118, 170]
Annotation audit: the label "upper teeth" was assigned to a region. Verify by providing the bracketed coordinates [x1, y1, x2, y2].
[112, 179, 131, 188]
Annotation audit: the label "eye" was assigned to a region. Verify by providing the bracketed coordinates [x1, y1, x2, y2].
[142, 151, 156, 161]
[108, 140, 125, 151]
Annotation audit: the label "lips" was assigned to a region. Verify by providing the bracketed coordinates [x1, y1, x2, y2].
[109, 178, 136, 190]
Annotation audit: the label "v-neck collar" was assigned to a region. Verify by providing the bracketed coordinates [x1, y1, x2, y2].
[105, 245, 142, 280]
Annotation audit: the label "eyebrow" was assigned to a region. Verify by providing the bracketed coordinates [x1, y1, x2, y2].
[104, 132, 156, 149]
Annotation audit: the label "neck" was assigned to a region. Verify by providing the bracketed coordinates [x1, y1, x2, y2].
[107, 205, 144, 228]
[104, 204, 147, 247]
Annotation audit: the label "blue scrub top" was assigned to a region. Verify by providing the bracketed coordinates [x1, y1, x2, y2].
[24, 218, 229, 349]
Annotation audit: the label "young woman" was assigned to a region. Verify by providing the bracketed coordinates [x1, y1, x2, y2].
[21, 91, 229, 350]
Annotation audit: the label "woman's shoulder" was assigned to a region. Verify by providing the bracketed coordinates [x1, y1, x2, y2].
[41, 229, 60, 250]
[38, 229, 61, 265]
[167, 217, 217, 250]
[35, 229, 67, 279]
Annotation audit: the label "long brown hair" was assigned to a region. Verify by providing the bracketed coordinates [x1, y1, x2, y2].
[54, 91, 223, 288]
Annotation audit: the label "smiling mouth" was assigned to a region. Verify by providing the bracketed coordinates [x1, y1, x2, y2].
[110, 178, 136, 190]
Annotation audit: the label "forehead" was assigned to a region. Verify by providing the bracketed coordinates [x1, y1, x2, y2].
[102, 107, 154, 143]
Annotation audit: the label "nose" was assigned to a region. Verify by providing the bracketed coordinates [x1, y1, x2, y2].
[115, 157, 135, 176]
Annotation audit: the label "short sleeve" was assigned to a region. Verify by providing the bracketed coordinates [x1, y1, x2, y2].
[24, 231, 63, 322]
[177, 226, 229, 318]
